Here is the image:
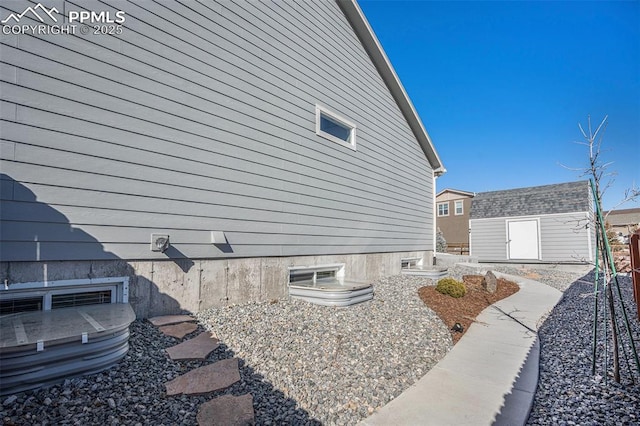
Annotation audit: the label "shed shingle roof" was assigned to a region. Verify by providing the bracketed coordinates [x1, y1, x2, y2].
[470, 181, 591, 219]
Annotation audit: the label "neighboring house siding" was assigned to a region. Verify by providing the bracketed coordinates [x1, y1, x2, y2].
[436, 198, 472, 245]
[0, 1, 434, 261]
[435, 190, 473, 248]
[604, 208, 640, 238]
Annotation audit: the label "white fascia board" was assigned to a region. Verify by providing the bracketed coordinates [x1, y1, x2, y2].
[338, 0, 445, 175]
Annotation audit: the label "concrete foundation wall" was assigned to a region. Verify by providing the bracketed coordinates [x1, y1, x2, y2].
[1, 250, 433, 318]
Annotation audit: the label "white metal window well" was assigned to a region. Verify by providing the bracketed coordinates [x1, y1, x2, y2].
[400, 257, 448, 278]
[0, 277, 135, 396]
[315, 105, 357, 150]
[288, 264, 372, 307]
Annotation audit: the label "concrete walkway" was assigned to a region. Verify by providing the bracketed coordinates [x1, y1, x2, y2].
[360, 271, 564, 426]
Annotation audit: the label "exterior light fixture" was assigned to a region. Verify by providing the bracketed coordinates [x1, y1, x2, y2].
[151, 234, 170, 252]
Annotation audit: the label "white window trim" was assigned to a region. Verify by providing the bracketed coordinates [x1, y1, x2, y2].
[437, 202, 449, 217]
[315, 105, 357, 151]
[454, 200, 464, 215]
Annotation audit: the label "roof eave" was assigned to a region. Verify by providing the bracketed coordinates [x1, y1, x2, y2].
[436, 189, 475, 197]
[337, 0, 445, 175]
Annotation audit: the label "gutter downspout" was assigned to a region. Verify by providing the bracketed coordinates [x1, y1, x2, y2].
[433, 170, 437, 256]
[433, 167, 446, 264]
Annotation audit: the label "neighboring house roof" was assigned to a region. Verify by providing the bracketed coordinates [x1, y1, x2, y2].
[436, 189, 475, 198]
[604, 208, 640, 226]
[470, 181, 591, 219]
[338, 0, 445, 176]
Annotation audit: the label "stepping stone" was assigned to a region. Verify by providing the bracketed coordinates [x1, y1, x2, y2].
[166, 332, 220, 360]
[197, 394, 254, 426]
[165, 358, 240, 395]
[159, 322, 198, 339]
[148, 315, 195, 327]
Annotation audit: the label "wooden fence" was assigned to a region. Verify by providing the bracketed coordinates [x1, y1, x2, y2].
[446, 243, 469, 255]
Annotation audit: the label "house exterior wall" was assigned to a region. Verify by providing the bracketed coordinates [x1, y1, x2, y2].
[604, 208, 640, 239]
[0, 1, 437, 316]
[470, 212, 593, 262]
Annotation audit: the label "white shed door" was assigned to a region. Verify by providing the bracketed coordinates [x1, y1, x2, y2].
[508, 220, 540, 260]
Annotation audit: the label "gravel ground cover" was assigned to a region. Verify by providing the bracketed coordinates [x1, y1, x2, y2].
[3, 263, 636, 426]
[1, 319, 321, 426]
[1, 273, 452, 426]
[196, 274, 452, 425]
[526, 272, 640, 426]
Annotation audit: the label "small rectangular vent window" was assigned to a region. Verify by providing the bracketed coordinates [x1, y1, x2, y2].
[320, 115, 351, 142]
[51, 290, 113, 310]
[316, 105, 356, 150]
[0, 297, 43, 315]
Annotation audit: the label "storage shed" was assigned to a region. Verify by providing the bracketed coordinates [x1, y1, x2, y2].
[469, 181, 594, 263]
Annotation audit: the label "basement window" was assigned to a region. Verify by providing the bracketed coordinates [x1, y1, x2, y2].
[315, 105, 356, 150]
[401, 257, 423, 269]
[51, 290, 113, 309]
[0, 296, 43, 315]
[288, 264, 345, 287]
[0, 277, 128, 314]
[289, 271, 315, 284]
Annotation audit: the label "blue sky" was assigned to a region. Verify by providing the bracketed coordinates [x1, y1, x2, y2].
[358, 0, 639, 211]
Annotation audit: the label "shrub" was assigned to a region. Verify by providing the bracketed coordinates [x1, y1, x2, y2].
[436, 228, 447, 253]
[436, 277, 466, 298]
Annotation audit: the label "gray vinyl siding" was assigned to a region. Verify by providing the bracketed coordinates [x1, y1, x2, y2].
[469, 219, 507, 260]
[0, 0, 435, 261]
[539, 213, 593, 262]
[470, 213, 593, 262]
